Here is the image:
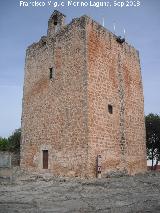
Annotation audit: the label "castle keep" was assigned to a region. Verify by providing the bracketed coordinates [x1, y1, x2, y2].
[21, 10, 147, 177]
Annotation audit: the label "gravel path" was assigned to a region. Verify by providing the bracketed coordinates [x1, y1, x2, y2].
[0, 172, 160, 213]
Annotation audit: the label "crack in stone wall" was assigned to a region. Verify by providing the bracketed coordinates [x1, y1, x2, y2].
[117, 54, 126, 157]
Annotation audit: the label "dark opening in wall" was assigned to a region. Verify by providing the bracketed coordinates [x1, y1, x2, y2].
[49, 67, 54, 79]
[108, 104, 113, 114]
[53, 15, 58, 25]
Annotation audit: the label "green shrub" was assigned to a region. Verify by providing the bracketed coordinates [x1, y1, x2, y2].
[0, 128, 21, 152]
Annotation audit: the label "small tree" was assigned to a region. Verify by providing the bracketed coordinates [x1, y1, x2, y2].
[0, 137, 9, 151]
[8, 128, 21, 152]
[145, 113, 160, 169]
[0, 128, 21, 152]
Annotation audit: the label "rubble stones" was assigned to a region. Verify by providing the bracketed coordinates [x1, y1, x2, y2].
[0, 172, 160, 212]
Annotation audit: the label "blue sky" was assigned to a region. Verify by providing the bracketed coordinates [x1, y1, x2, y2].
[0, 0, 160, 137]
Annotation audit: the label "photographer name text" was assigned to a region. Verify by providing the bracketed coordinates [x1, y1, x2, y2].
[19, 0, 141, 8]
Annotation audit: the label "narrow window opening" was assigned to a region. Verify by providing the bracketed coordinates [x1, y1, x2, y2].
[43, 150, 48, 169]
[54, 20, 58, 26]
[53, 15, 58, 26]
[108, 104, 113, 114]
[49, 67, 54, 79]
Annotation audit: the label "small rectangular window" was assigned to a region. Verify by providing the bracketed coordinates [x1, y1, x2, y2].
[108, 104, 113, 114]
[49, 67, 54, 79]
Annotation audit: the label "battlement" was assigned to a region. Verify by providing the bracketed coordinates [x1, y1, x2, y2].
[26, 11, 139, 61]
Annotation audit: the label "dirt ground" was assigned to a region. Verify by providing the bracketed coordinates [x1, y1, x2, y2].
[0, 170, 160, 213]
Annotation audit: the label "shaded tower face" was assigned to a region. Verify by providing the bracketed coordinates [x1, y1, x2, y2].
[47, 10, 66, 37]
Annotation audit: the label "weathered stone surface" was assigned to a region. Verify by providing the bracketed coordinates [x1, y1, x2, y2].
[0, 151, 19, 169]
[21, 10, 146, 178]
[0, 152, 11, 168]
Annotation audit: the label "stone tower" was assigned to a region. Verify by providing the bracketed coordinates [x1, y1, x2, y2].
[21, 10, 147, 178]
